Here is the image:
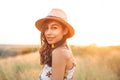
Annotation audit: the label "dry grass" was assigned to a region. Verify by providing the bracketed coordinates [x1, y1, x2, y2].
[0, 51, 41, 80]
[0, 45, 120, 80]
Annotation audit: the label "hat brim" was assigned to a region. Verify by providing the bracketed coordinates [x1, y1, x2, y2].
[35, 16, 74, 38]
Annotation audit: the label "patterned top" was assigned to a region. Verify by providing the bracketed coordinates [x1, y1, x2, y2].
[39, 64, 75, 80]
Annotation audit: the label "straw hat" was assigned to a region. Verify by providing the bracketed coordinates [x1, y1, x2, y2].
[35, 8, 75, 38]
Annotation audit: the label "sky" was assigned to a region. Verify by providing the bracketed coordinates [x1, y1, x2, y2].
[0, 0, 120, 46]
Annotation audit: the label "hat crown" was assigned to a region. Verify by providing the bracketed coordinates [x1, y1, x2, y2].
[47, 8, 67, 21]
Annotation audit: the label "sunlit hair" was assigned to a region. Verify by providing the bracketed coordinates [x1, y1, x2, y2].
[39, 20, 68, 67]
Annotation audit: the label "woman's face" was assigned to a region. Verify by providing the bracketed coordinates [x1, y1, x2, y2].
[44, 21, 67, 44]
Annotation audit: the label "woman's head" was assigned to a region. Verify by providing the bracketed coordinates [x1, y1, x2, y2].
[41, 20, 68, 45]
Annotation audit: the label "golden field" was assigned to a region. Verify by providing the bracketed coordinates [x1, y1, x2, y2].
[0, 44, 120, 80]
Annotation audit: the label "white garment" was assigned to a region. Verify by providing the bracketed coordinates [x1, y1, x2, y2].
[39, 64, 75, 80]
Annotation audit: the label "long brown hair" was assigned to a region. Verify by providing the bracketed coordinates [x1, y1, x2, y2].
[39, 20, 67, 67]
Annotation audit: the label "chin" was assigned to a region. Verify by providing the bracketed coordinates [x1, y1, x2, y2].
[47, 41, 54, 44]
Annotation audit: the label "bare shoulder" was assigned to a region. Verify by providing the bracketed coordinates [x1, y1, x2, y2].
[52, 47, 72, 60]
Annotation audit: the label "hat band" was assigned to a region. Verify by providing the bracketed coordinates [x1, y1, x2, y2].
[46, 15, 67, 21]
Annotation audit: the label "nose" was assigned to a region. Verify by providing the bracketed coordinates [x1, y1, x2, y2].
[45, 29, 52, 35]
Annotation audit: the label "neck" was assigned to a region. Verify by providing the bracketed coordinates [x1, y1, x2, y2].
[50, 38, 66, 49]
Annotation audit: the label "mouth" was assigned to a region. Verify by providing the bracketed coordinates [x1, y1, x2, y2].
[46, 37, 54, 41]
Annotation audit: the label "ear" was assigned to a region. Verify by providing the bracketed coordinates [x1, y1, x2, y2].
[63, 28, 68, 35]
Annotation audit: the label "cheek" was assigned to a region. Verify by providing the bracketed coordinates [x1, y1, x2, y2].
[56, 30, 64, 35]
[44, 32, 47, 37]
[57, 31, 64, 38]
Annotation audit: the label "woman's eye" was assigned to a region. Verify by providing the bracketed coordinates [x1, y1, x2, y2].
[53, 26, 57, 29]
[52, 24, 58, 29]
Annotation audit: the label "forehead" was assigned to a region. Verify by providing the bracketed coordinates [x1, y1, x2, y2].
[41, 20, 65, 31]
[49, 22, 61, 28]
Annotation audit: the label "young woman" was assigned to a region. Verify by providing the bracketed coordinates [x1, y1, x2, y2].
[35, 8, 75, 80]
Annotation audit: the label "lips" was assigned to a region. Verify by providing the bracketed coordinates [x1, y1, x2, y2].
[46, 37, 54, 41]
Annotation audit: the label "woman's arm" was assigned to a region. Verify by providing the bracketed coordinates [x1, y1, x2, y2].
[52, 48, 67, 80]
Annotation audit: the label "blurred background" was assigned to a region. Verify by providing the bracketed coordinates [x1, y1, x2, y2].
[0, 0, 120, 80]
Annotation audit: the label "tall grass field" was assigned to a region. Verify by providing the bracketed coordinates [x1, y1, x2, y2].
[0, 44, 120, 80]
